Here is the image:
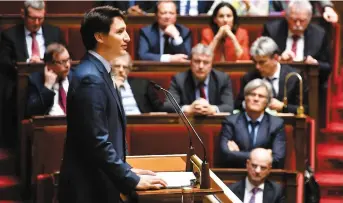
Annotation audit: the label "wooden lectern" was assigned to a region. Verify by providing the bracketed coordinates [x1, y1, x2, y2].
[126, 154, 241, 203]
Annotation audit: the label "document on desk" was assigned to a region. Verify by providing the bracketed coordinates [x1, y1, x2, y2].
[155, 172, 196, 188]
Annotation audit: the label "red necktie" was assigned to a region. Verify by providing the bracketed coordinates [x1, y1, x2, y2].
[199, 82, 207, 100]
[31, 32, 40, 57]
[59, 82, 67, 114]
[291, 35, 300, 56]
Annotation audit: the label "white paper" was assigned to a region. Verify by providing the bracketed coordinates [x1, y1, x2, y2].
[155, 172, 196, 188]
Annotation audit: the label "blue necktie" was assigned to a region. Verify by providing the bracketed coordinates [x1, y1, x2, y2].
[249, 121, 260, 147]
[185, 0, 190, 15]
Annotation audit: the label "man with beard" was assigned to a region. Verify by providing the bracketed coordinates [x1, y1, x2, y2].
[229, 148, 285, 203]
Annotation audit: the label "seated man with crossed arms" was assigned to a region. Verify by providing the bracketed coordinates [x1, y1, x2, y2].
[218, 78, 286, 169]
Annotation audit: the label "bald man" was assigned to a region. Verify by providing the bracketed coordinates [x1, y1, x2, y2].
[229, 148, 285, 203]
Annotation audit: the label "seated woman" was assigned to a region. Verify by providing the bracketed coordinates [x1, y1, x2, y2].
[201, 2, 250, 62]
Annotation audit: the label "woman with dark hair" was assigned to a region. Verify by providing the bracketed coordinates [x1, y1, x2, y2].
[201, 2, 250, 62]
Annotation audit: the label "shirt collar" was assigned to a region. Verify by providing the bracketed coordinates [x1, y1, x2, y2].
[25, 26, 43, 36]
[193, 73, 210, 87]
[269, 62, 281, 80]
[245, 177, 265, 192]
[245, 112, 264, 123]
[88, 50, 111, 73]
[288, 30, 304, 39]
[159, 28, 165, 38]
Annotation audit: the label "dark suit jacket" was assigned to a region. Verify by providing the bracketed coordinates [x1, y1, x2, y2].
[138, 22, 192, 61]
[58, 53, 139, 203]
[262, 19, 331, 85]
[218, 112, 286, 169]
[95, 1, 156, 13]
[128, 77, 162, 113]
[229, 179, 285, 203]
[235, 64, 308, 114]
[25, 70, 73, 118]
[162, 69, 234, 113]
[0, 23, 65, 78]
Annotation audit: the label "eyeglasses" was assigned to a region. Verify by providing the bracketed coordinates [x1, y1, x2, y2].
[53, 58, 71, 66]
[26, 14, 44, 21]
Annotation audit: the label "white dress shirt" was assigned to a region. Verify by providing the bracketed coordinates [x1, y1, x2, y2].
[49, 78, 69, 116]
[263, 62, 281, 96]
[244, 177, 264, 203]
[25, 27, 45, 61]
[159, 29, 183, 62]
[179, 0, 199, 16]
[286, 31, 305, 62]
[119, 80, 141, 115]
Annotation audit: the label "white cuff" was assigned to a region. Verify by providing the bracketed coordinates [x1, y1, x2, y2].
[160, 54, 171, 62]
[172, 36, 183, 46]
[214, 105, 220, 113]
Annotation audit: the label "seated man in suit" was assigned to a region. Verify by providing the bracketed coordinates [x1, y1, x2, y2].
[111, 53, 163, 114]
[177, 0, 212, 16]
[0, 0, 66, 143]
[138, 0, 192, 62]
[235, 36, 308, 114]
[229, 148, 285, 203]
[26, 43, 72, 117]
[162, 43, 234, 115]
[262, 0, 330, 88]
[219, 78, 286, 168]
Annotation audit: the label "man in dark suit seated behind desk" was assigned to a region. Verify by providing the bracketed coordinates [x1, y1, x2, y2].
[162, 43, 234, 115]
[26, 43, 72, 117]
[229, 148, 285, 203]
[219, 79, 286, 169]
[111, 53, 162, 114]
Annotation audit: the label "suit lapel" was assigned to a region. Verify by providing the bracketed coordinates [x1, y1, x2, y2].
[208, 73, 216, 105]
[89, 55, 126, 126]
[239, 114, 251, 150]
[237, 179, 246, 201]
[255, 114, 269, 147]
[18, 25, 29, 59]
[277, 65, 286, 101]
[263, 181, 274, 203]
[128, 78, 144, 112]
[185, 71, 196, 103]
[277, 20, 288, 51]
[304, 28, 312, 56]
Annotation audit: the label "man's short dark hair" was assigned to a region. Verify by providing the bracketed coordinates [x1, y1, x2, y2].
[44, 43, 67, 63]
[80, 6, 125, 50]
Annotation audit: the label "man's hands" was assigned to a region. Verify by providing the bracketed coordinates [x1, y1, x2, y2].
[44, 66, 58, 89]
[323, 7, 338, 23]
[281, 50, 318, 65]
[127, 5, 145, 15]
[164, 24, 181, 39]
[29, 55, 43, 63]
[169, 54, 189, 62]
[268, 98, 285, 111]
[227, 140, 240, 151]
[183, 98, 217, 115]
[132, 168, 168, 190]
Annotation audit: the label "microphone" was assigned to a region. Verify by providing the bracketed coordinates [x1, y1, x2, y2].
[150, 81, 210, 189]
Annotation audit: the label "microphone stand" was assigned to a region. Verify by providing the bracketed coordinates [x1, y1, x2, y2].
[283, 72, 305, 117]
[151, 82, 210, 189]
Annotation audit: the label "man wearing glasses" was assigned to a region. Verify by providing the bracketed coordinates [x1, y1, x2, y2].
[218, 78, 286, 169]
[26, 43, 72, 117]
[235, 36, 308, 114]
[229, 148, 285, 203]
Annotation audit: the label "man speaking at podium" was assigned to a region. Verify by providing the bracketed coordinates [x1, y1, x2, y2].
[58, 6, 166, 203]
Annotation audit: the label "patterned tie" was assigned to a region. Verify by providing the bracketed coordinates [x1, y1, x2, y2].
[198, 82, 207, 100]
[58, 81, 67, 114]
[266, 77, 277, 98]
[291, 35, 300, 56]
[249, 187, 261, 203]
[249, 121, 260, 147]
[30, 32, 40, 57]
